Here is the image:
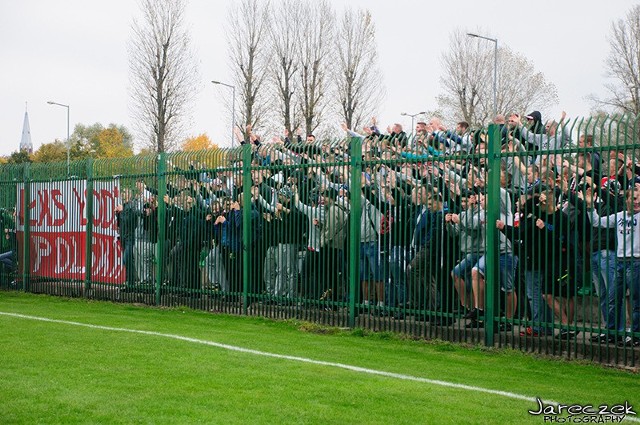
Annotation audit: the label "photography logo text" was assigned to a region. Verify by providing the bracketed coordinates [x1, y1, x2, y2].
[529, 398, 636, 423]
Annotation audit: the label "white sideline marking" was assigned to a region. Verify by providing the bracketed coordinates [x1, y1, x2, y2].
[1, 311, 638, 422]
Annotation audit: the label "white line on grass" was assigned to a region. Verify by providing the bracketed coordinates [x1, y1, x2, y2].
[1, 311, 638, 422]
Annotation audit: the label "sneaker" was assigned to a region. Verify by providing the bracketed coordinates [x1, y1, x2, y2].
[464, 308, 478, 320]
[465, 320, 484, 329]
[619, 336, 640, 347]
[498, 322, 512, 331]
[590, 333, 615, 344]
[556, 329, 579, 340]
[519, 326, 551, 337]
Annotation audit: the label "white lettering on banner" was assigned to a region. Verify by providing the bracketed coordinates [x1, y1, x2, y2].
[72, 186, 88, 227]
[26, 233, 86, 280]
[55, 236, 85, 275]
[18, 181, 85, 231]
[32, 235, 52, 273]
[92, 235, 123, 280]
[16, 180, 124, 284]
[92, 184, 119, 234]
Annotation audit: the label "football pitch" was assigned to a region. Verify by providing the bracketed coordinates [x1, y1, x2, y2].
[1, 291, 638, 424]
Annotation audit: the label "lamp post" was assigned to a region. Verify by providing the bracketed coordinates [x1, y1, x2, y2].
[400, 111, 427, 132]
[47, 100, 70, 174]
[467, 33, 498, 119]
[211, 80, 236, 148]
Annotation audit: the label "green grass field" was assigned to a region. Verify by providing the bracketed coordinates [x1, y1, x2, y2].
[0, 291, 638, 424]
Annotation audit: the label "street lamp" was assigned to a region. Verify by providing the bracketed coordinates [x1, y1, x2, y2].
[47, 100, 70, 174]
[467, 33, 498, 119]
[211, 80, 236, 148]
[400, 111, 427, 132]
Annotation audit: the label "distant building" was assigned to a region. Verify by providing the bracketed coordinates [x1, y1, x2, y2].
[20, 110, 33, 154]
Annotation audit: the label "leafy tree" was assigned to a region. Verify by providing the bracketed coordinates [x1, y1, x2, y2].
[69, 123, 103, 160]
[182, 133, 218, 151]
[7, 150, 32, 164]
[95, 128, 134, 158]
[69, 123, 133, 159]
[32, 140, 68, 163]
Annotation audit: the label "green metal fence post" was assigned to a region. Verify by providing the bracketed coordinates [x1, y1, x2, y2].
[242, 145, 252, 314]
[84, 159, 94, 294]
[484, 124, 501, 345]
[21, 163, 31, 292]
[348, 137, 362, 327]
[155, 153, 167, 306]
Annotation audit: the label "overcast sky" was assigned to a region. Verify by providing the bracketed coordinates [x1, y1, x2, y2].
[0, 0, 635, 157]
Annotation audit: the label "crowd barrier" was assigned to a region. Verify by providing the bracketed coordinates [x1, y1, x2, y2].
[1, 116, 639, 367]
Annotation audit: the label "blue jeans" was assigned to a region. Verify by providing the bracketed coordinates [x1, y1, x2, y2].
[452, 253, 481, 292]
[591, 250, 622, 331]
[474, 254, 518, 293]
[387, 246, 410, 307]
[121, 238, 136, 286]
[0, 251, 16, 273]
[524, 270, 553, 334]
[615, 259, 640, 333]
[360, 241, 383, 282]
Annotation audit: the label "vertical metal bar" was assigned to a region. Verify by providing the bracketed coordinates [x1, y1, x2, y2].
[242, 144, 252, 314]
[21, 163, 31, 292]
[484, 124, 501, 345]
[84, 159, 94, 293]
[348, 137, 362, 327]
[155, 153, 167, 306]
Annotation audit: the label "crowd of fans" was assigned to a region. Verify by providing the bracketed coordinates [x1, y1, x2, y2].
[4, 110, 638, 347]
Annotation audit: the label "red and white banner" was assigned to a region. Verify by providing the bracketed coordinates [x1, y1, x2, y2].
[16, 180, 125, 284]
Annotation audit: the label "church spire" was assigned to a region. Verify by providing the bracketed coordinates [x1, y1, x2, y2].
[20, 106, 33, 154]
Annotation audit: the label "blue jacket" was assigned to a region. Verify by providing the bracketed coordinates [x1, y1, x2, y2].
[215, 209, 242, 253]
[412, 207, 447, 250]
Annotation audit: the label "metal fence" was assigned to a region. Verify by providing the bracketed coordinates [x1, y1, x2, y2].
[1, 115, 639, 366]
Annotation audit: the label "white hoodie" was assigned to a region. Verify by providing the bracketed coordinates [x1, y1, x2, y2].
[588, 210, 640, 258]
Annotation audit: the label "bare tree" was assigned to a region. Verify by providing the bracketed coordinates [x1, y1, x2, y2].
[438, 29, 557, 127]
[268, 0, 303, 137]
[298, 0, 335, 136]
[498, 47, 558, 119]
[335, 8, 383, 132]
[437, 31, 491, 126]
[593, 5, 640, 117]
[129, 0, 199, 152]
[227, 0, 271, 140]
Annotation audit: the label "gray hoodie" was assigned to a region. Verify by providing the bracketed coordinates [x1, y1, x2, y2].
[448, 205, 485, 254]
